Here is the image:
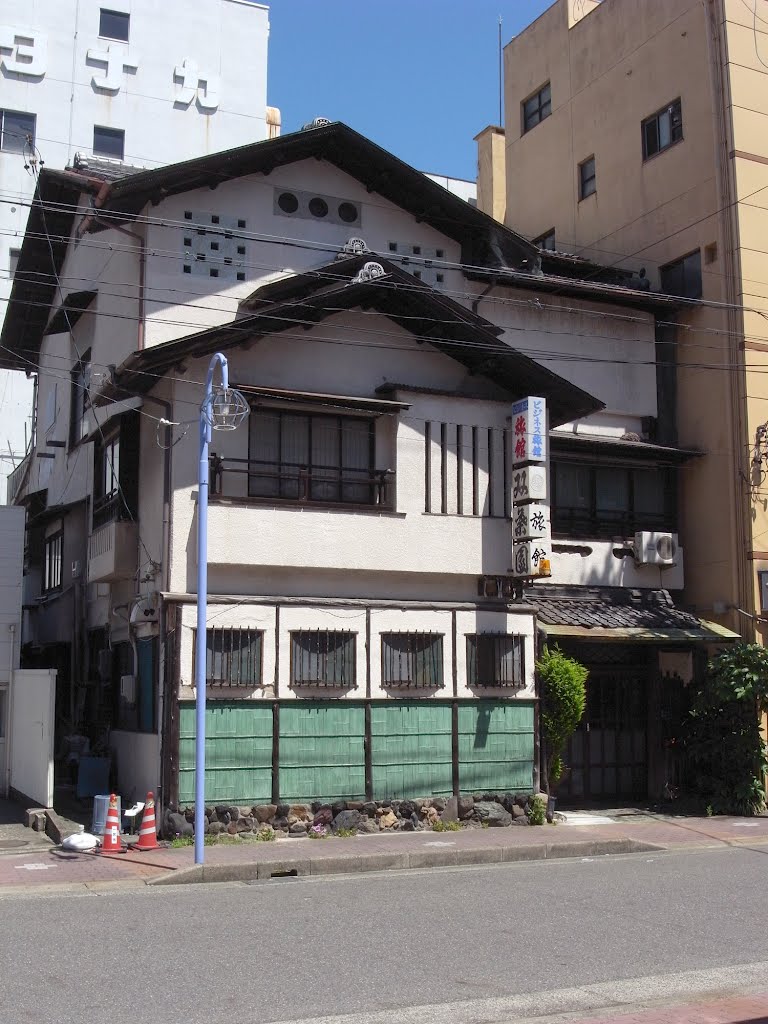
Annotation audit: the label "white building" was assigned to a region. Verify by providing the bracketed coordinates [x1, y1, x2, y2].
[3, 122, 735, 811]
[0, 0, 274, 499]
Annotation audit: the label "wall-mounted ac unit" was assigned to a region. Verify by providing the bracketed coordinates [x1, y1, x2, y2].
[634, 531, 678, 567]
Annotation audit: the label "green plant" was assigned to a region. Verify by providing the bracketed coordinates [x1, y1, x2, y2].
[481, 820, 490, 829]
[528, 794, 547, 826]
[432, 819, 461, 832]
[705, 804, 714, 817]
[255, 827, 276, 842]
[169, 835, 193, 847]
[685, 643, 768, 816]
[537, 645, 588, 794]
[334, 827, 357, 838]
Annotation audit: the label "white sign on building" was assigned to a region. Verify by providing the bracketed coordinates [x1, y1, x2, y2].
[510, 397, 551, 579]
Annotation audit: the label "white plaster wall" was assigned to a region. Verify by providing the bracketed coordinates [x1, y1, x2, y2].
[142, 160, 465, 346]
[176, 602, 536, 701]
[0, 506, 24, 683]
[545, 539, 684, 591]
[0, 0, 270, 497]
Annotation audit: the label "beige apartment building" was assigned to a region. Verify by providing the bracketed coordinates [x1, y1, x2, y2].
[477, 0, 768, 638]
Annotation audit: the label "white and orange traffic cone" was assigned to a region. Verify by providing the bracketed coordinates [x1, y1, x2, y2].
[134, 792, 159, 851]
[99, 794, 126, 854]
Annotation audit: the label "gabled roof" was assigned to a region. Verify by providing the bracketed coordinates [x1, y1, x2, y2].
[104, 254, 604, 427]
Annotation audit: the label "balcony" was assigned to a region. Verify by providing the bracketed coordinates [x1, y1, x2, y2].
[6, 452, 31, 504]
[88, 518, 138, 583]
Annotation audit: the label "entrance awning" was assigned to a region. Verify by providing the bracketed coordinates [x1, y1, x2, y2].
[524, 586, 741, 644]
[540, 621, 740, 644]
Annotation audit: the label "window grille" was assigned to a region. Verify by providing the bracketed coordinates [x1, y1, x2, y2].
[44, 531, 63, 592]
[201, 627, 263, 687]
[291, 630, 356, 688]
[466, 634, 525, 688]
[381, 632, 444, 689]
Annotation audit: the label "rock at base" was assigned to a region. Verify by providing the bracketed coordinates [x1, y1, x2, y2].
[474, 801, 513, 827]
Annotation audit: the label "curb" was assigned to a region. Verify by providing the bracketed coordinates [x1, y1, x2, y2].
[147, 837, 662, 887]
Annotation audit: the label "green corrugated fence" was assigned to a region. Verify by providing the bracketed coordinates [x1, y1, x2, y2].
[177, 699, 535, 804]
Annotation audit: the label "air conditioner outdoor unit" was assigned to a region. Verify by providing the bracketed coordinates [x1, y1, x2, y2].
[634, 531, 678, 567]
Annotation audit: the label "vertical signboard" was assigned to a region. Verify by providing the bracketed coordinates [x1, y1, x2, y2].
[510, 397, 551, 579]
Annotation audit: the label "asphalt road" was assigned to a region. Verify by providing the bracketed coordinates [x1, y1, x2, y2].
[1, 846, 767, 1024]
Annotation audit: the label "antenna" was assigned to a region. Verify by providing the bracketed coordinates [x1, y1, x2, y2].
[498, 15, 503, 126]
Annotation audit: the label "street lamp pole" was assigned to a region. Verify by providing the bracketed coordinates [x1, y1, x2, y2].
[195, 352, 248, 865]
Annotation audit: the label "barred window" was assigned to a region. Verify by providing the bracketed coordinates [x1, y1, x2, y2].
[466, 634, 525, 688]
[203, 628, 263, 687]
[291, 630, 356, 688]
[381, 633, 444, 689]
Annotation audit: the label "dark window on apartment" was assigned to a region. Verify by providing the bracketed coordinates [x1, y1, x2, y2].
[642, 99, 683, 159]
[9, 249, 21, 277]
[381, 633, 444, 689]
[290, 630, 356, 688]
[466, 634, 525, 688]
[522, 82, 551, 133]
[533, 229, 556, 251]
[200, 627, 263, 687]
[579, 156, 596, 199]
[93, 413, 139, 527]
[93, 125, 125, 160]
[660, 250, 702, 299]
[248, 408, 379, 505]
[69, 349, 92, 447]
[0, 109, 35, 153]
[44, 530, 63, 592]
[99, 9, 130, 41]
[551, 460, 676, 539]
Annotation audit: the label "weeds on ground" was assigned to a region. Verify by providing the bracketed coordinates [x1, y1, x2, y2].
[255, 827, 276, 841]
[334, 827, 358, 838]
[432, 819, 461, 832]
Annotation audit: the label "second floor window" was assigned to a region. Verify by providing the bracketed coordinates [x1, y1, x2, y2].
[99, 9, 130, 41]
[660, 250, 702, 299]
[552, 460, 676, 539]
[70, 350, 91, 447]
[522, 82, 551, 133]
[93, 125, 125, 160]
[381, 633, 444, 689]
[248, 408, 378, 505]
[44, 529, 63, 592]
[579, 156, 596, 199]
[642, 99, 682, 159]
[0, 109, 35, 153]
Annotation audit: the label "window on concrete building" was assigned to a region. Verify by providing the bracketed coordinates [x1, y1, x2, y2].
[381, 633, 444, 689]
[533, 229, 556, 251]
[93, 125, 125, 160]
[9, 249, 21, 278]
[579, 156, 596, 199]
[642, 99, 683, 159]
[551, 460, 676, 539]
[466, 634, 525, 688]
[99, 9, 130, 41]
[660, 250, 702, 299]
[43, 528, 63, 593]
[291, 630, 356, 688]
[200, 627, 263, 688]
[247, 408, 379, 505]
[0, 109, 36, 153]
[522, 82, 551, 134]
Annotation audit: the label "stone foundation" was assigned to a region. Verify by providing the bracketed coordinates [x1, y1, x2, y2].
[163, 793, 545, 839]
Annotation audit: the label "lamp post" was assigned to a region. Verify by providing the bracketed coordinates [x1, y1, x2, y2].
[195, 352, 249, 865]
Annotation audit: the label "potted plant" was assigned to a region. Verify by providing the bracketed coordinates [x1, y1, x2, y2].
[536, 644, 588, 816]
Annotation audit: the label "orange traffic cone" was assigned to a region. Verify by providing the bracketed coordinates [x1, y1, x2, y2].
[134, 792, 159, 851]
[99, 794, 126, 854]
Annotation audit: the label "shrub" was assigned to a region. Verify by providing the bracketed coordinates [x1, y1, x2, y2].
[432, 819, 461, 832]
[528, 794, 546, 826]
[537, 645, 588, 793]
[686, 644, 768, 815]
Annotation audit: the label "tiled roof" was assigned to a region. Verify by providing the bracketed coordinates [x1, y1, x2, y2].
[524, 587, 701, 631]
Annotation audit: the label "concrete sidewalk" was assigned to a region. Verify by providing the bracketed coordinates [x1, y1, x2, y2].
[0, 810, 767, 894]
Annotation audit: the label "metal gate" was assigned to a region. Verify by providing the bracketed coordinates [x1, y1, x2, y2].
[557, 646, 648, 803]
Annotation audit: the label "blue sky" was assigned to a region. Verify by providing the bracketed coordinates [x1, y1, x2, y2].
[265, 1, 553, 181]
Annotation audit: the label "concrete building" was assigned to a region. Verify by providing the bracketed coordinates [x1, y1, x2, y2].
[0, 0, 274, 500]
[3, 121, 735, 811]
[476, 0, 767, 655]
